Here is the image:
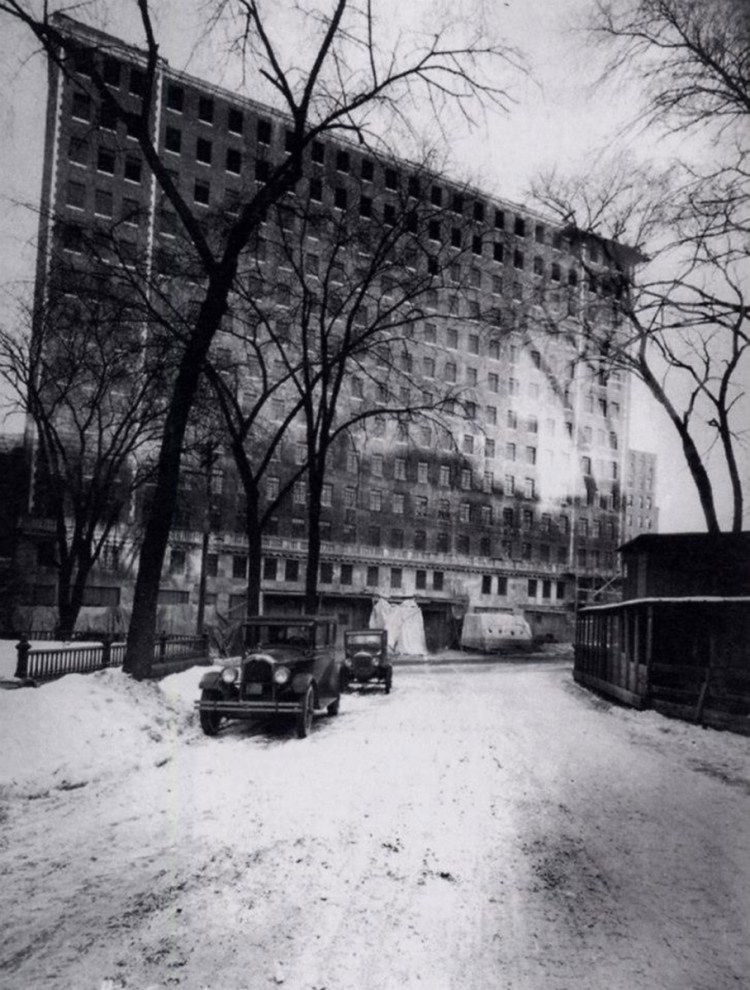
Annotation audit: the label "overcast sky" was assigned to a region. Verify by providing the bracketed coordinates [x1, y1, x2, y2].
[0, 0, 740, 532]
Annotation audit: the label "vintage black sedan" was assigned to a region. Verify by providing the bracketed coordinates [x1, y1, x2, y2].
[195, 616, 341, 738]
[340, 628, 392, 693]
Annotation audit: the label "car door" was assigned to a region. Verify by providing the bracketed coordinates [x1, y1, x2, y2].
[313, 621, 338, 701]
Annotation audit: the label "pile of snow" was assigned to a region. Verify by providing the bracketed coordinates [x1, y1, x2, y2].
[0, 663, 215, 797]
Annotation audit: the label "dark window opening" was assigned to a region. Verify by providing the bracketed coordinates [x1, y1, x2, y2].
[124, 156, 142, 184]
[129, 67, 145, 96]
[103, 58, 121, 87]
[196, 137, 212, 164]
[165, 127, 181, 154]
[226, 147, 242, 174]
[198, 96, 214, 123]
[228, 107, 243, 134]
[257, 118, 272, 144]
[285, 559, 299, 582]
[166, 84, 184, 112]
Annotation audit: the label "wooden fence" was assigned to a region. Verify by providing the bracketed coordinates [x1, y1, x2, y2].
[13, 633, 210, 682]
[574, 597, 750, 734]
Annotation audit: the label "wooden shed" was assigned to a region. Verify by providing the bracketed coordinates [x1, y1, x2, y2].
[575, 532, 750, 734]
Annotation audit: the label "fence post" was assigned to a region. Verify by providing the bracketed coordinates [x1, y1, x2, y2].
[15, 638, 30, 680]
[201, 631, 209, 658]
[159, 632, 167, 661]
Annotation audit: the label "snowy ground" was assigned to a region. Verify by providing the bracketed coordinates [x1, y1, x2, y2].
[1, 659, 749, 990]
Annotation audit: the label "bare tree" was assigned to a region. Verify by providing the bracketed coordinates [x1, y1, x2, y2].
[528, 0, 750, 533]
[206, 166, 480, 615]
[531, 157, 749, 533]
[0, 1, 521, 675]
[0, 273, 167, 636]
[592, 0, 750, 130]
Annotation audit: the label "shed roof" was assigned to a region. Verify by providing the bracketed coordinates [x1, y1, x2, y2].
[619, 532, 750, 554]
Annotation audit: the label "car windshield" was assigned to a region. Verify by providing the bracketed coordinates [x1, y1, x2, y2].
[346, 632, 383, 650]
[248, 624, 313, 649]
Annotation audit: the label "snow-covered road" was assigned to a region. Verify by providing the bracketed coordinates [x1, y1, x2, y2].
[1, 661, 749, 990]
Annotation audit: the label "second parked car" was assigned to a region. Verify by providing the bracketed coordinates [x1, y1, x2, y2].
[341, 628, 392, 693]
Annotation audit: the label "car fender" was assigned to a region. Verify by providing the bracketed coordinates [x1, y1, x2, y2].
[199, 670, 225, 692]
[291, 671, 315, 697]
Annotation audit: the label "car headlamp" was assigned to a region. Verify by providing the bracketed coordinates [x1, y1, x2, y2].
[220, 666, 239, 685]
[273, 666, 291, 686]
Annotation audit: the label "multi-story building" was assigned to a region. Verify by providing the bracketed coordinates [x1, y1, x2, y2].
[622, 449, 659, 542]
[13, 14, 655, 646]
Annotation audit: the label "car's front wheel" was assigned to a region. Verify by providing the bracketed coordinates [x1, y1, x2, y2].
[199, 690, 222, 736]
[327, 688, 341, 716]
[384, 668, 393, 694]
[296, 684, 315, 738]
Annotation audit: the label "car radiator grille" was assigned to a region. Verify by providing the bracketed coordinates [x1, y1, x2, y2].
[353, 656, 375, 675]
[241, 658, 273, 698]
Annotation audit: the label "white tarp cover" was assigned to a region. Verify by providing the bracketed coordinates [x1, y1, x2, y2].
[369, 597, 427, 656]
[460, 612, 532, 652]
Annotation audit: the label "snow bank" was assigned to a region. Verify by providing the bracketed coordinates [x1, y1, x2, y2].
[0, 665, 212, 797]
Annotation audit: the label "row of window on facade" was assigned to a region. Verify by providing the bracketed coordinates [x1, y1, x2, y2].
[69, 63, 580, 251]
[626, 493, 653, 508]
[168, 479, 621, 538]
[164, 524, 613, 580]
[626, 515, 655, 531]
[66, 110, 593, 276]
[63, 143, 621, 317]
[65, 169, 589, 280]
[279, 474, 539, 506]
[28, 564, 573, 608]
[164, 546, 572, 599]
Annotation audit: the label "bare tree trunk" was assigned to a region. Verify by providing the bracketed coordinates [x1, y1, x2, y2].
[717, 412, 744, 533]
[639, 360, 721, 534]
[304, 507, 322, 614]
[245, 497, 263, 618]
[304, 464, 325, 613]
[56, 601, 78, 640]
[124, 293, 228, 678]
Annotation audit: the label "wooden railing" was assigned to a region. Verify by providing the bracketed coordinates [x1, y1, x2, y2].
[574, 597, 750, 734]
[14, 633, 210, 682]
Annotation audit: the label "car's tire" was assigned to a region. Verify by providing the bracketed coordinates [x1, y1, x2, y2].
[327, 688, 341, 716]
[199, 690, 222, 736]
[296, 684, 315, 738]
[384, 668, 393, 694]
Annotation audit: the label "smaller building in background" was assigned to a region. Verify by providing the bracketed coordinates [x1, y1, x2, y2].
[622, 449, 658, 542]
[575, 531, 750, 733]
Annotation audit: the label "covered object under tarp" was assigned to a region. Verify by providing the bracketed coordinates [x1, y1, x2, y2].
[460, 612, 532, 652]
[370, 597, 427, 656]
